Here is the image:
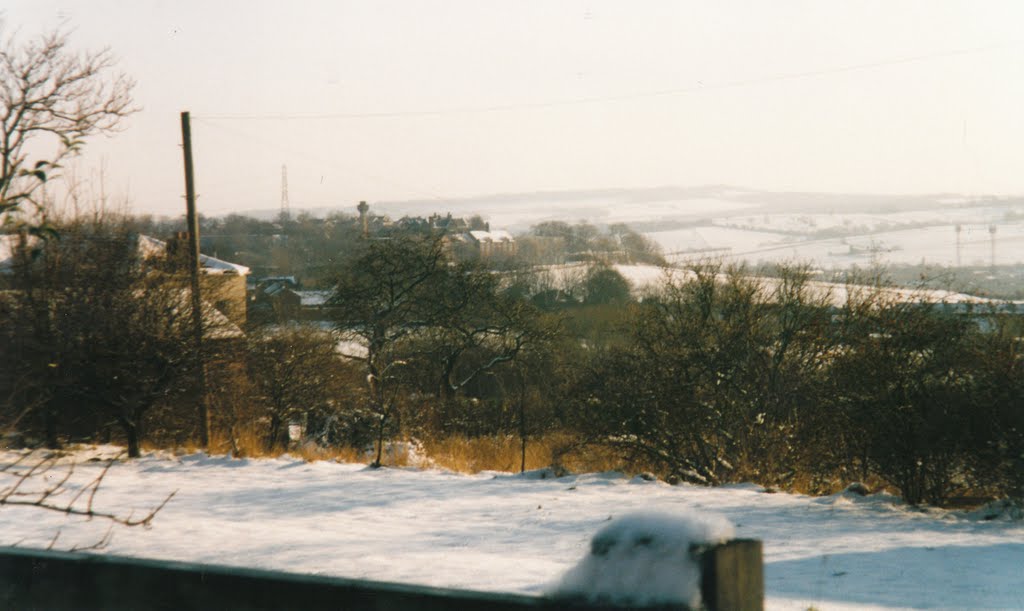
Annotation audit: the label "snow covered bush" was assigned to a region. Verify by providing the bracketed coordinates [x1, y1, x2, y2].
[551, 511, 735, 608]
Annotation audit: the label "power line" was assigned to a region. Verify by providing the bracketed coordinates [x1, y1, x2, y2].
[196, 41, 1022, 121]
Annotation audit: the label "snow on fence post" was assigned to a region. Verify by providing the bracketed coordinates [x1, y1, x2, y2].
[0, 539, 762, 610]
[551, 511, 759, 609]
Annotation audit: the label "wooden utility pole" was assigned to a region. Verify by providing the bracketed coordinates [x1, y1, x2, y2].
[181, 111, 210, 447]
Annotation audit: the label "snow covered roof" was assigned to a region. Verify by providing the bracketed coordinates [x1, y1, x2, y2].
[262, 282, 296, 298]
[198, 252, 250, 275]
[146, 287, 245, 340]
[468, 230, 514, 243]
[728, 274, 1021, 309]
[535, 262, 1024, 308]
[137, 234, 250, 276]
[297, 290, 333, 307]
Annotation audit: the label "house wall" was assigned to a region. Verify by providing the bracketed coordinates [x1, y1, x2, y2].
[202, 273, 247, 327]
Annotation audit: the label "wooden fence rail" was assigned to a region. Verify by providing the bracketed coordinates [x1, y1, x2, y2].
[0, 539, 761, 610]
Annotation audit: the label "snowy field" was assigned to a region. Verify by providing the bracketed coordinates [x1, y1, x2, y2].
[2, 448, 1023, 610]
[254, 187, 1024, 270]
[648, 222, 1024, 269]
[372, 195, 756, 234]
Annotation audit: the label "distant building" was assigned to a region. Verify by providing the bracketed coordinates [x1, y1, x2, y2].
[449, 229, 517, 260]
[248, 276, 303, 323]
[428, 213, 471, 233]
[146, 233, 250, 328]
[0, 231, 249, 337]
[349, 204, 515, 260]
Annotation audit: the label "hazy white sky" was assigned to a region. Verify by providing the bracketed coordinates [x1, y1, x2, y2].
[5, 0, 1024, 217]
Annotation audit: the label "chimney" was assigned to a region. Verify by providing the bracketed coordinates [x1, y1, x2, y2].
[167, 231, 191, 269]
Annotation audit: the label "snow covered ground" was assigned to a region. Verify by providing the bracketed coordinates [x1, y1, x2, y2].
[648, 222, 1024, 269]
[637, 201, 1024, 269]
[2, 448, 1022, 610]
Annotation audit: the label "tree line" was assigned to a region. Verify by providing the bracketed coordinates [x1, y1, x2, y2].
[129, 213, 665, 285]
[2, 212, 1022, 506]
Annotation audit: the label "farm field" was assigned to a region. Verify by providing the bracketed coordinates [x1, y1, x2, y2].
[368, 188, 1024, 270]
[2, 447, 1022, 610]
[646, 205, 1024, 269]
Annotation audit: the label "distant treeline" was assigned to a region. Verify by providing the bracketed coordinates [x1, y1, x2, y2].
[2, 212, 1022, 507]
[133, 211, 665, 285]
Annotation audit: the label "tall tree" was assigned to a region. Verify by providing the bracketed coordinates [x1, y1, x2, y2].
[412, 262, 551, 402]
[246, 325, 345, 451]
[0, 24, 136, 225]
[2, 218, 211, 457]
[328, 235, 449, 467]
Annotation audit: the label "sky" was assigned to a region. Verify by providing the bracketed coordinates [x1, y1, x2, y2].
[5, 1, 1024, 218]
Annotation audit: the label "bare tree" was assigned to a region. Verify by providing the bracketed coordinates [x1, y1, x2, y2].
[246, 325, 345, 451]
[414, 262, 550, 403]
[0, 23, 136, 223]
[328, 235, 450, 467]
[2, 218, 210, 457]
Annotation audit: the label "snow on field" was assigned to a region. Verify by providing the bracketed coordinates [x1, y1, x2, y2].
[648, 222, 1024, 269]
[530, 263, 670, 297]
[377, 196, 755, 233]
[2, 448, 1023, 610]
[715, 204, 1023, 236]
[648, 226, 793, 258]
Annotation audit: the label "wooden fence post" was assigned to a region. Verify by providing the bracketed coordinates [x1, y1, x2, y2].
[699, 539, 764, 611]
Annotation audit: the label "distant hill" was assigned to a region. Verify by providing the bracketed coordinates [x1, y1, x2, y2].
[232, 186, 1022, 232]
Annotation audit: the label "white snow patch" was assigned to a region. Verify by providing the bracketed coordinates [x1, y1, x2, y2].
[364, 438, 432, 467]
[551, 510, 735, 608]
[965, 499, 1024, 522]
[2, 447, 1023, 610]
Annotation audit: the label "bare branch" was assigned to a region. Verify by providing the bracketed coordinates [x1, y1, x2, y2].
[45, 527, 61, 551]
[0, 450, 176, 548]
[0, 22, 137, 223]
[69, 525, 113, 552]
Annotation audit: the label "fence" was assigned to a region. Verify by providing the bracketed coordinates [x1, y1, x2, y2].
[0, 539, 762, 610]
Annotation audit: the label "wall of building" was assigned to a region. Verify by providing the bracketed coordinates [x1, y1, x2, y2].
[202, 273, 247, 327]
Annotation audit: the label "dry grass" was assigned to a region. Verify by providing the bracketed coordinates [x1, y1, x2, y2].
[132, 431, 981, 506]
[209, 425, 262, 457]
[208, 425, 372, 464]
[558, 441, 639, 475]
[422, 433, 633, 475]
[424, 435, 543, 473]
[293, 443, 363, 464]
[149, 429, 643, 476]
